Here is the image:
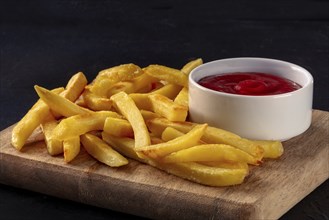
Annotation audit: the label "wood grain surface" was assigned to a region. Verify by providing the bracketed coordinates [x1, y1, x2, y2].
[0, 109, 328, 220]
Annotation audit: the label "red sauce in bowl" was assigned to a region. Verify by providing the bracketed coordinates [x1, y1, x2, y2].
[198, 72, 302, 96]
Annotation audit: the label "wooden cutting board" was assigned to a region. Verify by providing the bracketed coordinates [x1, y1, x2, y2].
[1, 109, 328, 220]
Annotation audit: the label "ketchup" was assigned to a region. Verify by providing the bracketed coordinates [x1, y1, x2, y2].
[198, 72, 301, 96]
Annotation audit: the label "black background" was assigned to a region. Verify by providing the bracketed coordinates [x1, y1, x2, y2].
[1, 0, 328, 219]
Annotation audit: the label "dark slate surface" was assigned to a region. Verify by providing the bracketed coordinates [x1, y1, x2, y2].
[1, 1, 328, 219]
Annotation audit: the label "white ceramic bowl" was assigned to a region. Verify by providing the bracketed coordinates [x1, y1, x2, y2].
[189, 58, 313, 141]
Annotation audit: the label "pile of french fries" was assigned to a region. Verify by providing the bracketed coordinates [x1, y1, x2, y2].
[11, 59, 284, 187]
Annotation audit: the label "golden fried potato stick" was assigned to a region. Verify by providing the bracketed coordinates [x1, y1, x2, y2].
[161, 127, 205, 145]
[135, 124, 207, 159]
[162, 144, 260, 165]
[81, 133, 128, 167]
[74, 95, 87, 107]
[144, 65, 188, 87]
[82, 88, 113, 111]
[150, 136, 164, 144]
[148, 94, 188, 122]
[90, 63, 143, 96]
[140, 110, 162, 121]
[52, 111, 122, 141]
[60, 72, 88, 102]
[63, 136, 80, 163]
[103, 117, 134, 138]
[11, 87, 64, 150]
[41, 114, 63, 156]
[252, 140, 284, 159]
[110, 92, 151, 149]
[174, 87, 188, 107]
[148, 160, 248, 187]
[129, 83, 182, 111]
[102, 132, 144, 162]
[181, 58, 203, 75]
[34, 85, 92, 117]
[146, 118, 264, 160]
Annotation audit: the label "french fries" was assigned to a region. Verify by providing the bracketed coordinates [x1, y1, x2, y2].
[82, 88, 113, 111]
[41, 114, 63, 156]
[136, 124, 207, 159]
[63, 136, 80, 163]
[101, 132, 143, 162]
[174, 87, 188, 107]
[146, 117, 264, 160]
[34, 85, 92, 117]
[148, 94, 188, 122]
[81, 133, 128, 167]
[162, 144, 260, 165]
[60, 72, 88, 102]
[11, 58, 284, 187]
[11, 87, 64, 150]
[52, 111, 121, 141]
[90, 63, 143, 96]
[148, 160, 248, 187]
[103, 117, 134, 138]
[252, 140, 284, 159]
[110, 91, 151, 148]
[144, 65, 188, 87]
[129, 83, 182, 111]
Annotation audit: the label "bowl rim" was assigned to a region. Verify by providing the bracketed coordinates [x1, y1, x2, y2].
[189, 57, 314, 99]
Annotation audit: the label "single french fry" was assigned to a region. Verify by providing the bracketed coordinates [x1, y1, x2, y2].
[144, 65, 188, 87]
[162, 144, 260, 165]
[161, 126, 184, 141]
[60, 72, 88, 102]
[252, 140, 284, 159]
[174, 87, 188, 107]
[52, 111, 122, 140]
[75, 94, 87, 107]
[110, 92, 151, 149]
[41, 114, 63, 156]
[34, 85, 92, 117]
[63, 136, 80, 163]
[11, 87, 64, 150]
[136, 124, 207, 159]
[90, 63, 143, 96]
[150, 83, 183, 99]
[150, 136, 164, 144]
[102, 132, 144, 162]
[103, 117, 134, 138]
[148, 94, 188, 122]
[181, 58, 203, 75]
[140, 110, 162, 121]
[161, 127, 206, 144]
[81, 133, 128, 167]
[148, 160, 248, 187]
